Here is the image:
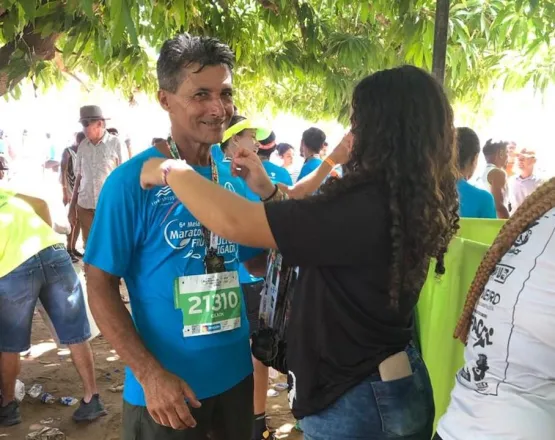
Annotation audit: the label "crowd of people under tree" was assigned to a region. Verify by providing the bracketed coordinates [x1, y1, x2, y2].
[0, 33, 553, 440]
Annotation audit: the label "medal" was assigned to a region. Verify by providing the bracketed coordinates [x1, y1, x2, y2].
[204, 249, 226, 274]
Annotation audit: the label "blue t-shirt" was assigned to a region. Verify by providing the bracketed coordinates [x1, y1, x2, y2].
[232, 160, 292, 285]
[211, 144, 224, 163]
[457, 179, 497, 219]
[297, 157, 323, 181]
[84, 147, 259, 406]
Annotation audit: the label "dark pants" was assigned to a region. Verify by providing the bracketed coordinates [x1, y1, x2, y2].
[122, 375, 254, 440]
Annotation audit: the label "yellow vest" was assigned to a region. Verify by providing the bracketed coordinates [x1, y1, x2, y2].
[0, 188, 63, 277]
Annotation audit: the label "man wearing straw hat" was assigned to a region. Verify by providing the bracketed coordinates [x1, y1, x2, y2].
[68, 105, 127, 248]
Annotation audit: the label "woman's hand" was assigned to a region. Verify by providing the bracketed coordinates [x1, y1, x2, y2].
[328, 132, 353, 166]
[140, 158, 187, 190]
[232, 148, 275, 199]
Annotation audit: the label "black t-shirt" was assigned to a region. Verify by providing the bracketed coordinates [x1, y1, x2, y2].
[264, 183, 423, 419]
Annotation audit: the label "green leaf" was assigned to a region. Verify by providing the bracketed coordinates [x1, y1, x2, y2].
[19, 0, 37, 21]
[110, 0, 125, 44]
[121, 0, 138, 45]
[80, 0, 94, 18]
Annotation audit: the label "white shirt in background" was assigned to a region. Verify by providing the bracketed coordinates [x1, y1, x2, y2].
[74, 132, 127, 209]
[510, 174, 544, 213]
[437, 208, 555, 440]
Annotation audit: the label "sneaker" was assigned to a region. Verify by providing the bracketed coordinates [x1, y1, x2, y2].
[72, 394, 107, 422]
[0, 400, 22, 426]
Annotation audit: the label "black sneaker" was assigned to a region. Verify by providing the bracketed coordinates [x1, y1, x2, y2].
[72, 394, 107, 422]
[0, 400, 22, 426]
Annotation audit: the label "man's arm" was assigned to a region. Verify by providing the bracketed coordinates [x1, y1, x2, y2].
[488, 169, 510, 219]
[60, 149, 71, 205]
[86, 267, 161, 382]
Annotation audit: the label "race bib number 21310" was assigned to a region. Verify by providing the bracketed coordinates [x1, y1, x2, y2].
[174, 271, 242, 337]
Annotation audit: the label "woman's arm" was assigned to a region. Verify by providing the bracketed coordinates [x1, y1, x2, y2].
[163, 163, 278, 249]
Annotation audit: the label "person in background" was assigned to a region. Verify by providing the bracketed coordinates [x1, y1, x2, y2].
[478, 139, 510, 219]
[434, 177, 555, 440]
[0, 184, 106, 427]
[152, 137, 170, 151]
[125, 137, 133, 158]
[319, 141, 329, 159]
[505, 141, 517, 177]
[139, 65, 460, 440]
[510, 148, 544, 213]
[277, 142, 299, 183]
[85, 34, 267, 439]
[223, 123, 292, 440]
[256, 131, 293, 187]
[297, 127, 326, 181]
[456, 127, 496, 218]
[68, 106, 128, 248]
[61, 132, 86, 262]
[107, 128, 119, 136]
[0, 156, 8, 182]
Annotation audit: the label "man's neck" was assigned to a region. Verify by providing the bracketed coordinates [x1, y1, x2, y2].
[170, 129, 211, 166]
[520, 170, 533, 179]
[305, 154, 319, 161]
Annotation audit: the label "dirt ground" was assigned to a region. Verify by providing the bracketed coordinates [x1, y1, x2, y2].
[0, 288, 302, 439]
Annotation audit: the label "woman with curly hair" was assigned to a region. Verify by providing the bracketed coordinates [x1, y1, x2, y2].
[435, 177, 555, 440]
[140, 65, 460, 439]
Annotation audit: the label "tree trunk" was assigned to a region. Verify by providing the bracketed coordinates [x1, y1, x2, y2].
[0, 25, 60, 96]
[432, 0, 450, 84]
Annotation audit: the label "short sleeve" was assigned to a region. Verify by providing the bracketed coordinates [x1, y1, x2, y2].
[83, 167, 139, 277]
[480, 191, 497, 219]
[264, 186, 388, 267]
[238, 245, 264, 263]
[280, 168, 293, 186]
[74, 147, 83, 176]
[114, 138, 128, 164]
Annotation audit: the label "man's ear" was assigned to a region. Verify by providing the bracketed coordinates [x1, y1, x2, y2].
[158, 90, 171, 112]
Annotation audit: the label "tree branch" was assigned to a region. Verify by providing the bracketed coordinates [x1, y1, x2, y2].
[53, 52, 90, 92]
[0, 24, 60, 96]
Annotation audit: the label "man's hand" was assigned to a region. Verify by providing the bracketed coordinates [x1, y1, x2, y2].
[142, 368, 202, 430]
[63, 190, 71, 207]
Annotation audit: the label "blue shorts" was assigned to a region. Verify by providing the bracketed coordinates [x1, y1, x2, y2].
[0, 245, 90, 352]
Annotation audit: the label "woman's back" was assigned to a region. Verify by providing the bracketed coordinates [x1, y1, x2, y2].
[438, 207, 555, 439]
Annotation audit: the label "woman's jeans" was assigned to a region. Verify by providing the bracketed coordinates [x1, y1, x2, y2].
[299, 346, 434, 440]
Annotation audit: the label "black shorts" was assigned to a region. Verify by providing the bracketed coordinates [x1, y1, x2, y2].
[122, 375, 253, 440]
[242, 281, 264, 335]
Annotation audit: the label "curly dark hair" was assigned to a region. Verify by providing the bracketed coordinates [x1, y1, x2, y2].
[320, 65, 460, 307]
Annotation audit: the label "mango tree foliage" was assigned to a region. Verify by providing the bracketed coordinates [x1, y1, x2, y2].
[0, 0, 553, 121]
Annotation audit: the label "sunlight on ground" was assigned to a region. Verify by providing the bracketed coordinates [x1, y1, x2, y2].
[21, 341, 57, 359]
[106, 355, 120, 362]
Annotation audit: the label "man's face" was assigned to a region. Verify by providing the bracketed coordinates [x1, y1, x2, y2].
[158, 64, 234, 146]
[497, 146, 509, 168]
[518, 153, 536, 175]
[84, 120, 104, 141]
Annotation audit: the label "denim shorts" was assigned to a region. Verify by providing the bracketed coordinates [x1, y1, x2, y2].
[300, 346, 435, 440]
[0, 245, 90, 352]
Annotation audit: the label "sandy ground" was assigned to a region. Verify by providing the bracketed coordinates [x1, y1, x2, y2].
[0, 284, 302, 439]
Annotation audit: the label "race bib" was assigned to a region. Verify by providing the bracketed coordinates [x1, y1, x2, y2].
[174, 271, 242, 337]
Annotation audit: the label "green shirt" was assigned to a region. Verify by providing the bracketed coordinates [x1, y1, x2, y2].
[0, 187, 62, 277]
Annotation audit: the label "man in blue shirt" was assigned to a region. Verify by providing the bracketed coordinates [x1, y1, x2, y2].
[85, 34, 266, 439]
[456, 127, 497, 219]
[297, 127, 326, 181]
